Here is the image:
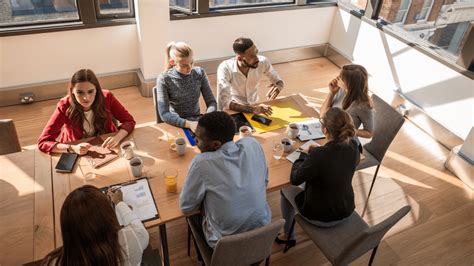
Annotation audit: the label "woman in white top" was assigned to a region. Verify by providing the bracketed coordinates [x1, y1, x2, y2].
[42, 185, 149, 266]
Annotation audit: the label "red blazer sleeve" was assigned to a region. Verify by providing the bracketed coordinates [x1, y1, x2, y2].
[37, 98, 69, 154]
[106, 91, 136, 133]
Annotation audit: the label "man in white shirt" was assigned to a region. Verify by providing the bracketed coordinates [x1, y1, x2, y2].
[217, 37, 284, 115]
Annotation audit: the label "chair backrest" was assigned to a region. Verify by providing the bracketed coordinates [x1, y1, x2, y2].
[210, 219, 285, 266]
[336, 205, 411, 265]
[0, 119, 21, 155]
[364, 94, 405, 162]
[152, 86, 163, 123]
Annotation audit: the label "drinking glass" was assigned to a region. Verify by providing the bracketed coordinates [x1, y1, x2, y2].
[163, 168, 178, 193]
[84, 157, 97, 180]
[272, 139, 284, 160]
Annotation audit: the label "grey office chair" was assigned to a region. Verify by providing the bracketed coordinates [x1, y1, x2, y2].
[187, 217, 285, 266]
[152, 86, 163, 123]
[357, 94, 405, 201]
[295, 205, 411, 265]
[0, 119, 22, 155]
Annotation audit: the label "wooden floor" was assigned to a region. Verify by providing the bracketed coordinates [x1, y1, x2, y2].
[1, 58, 472, 265]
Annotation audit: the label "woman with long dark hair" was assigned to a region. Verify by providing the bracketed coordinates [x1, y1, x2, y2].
[320, 64, 374, 140]
[42, 185, 149, 265]
[275, 108, 360, 250]
[38, 69, 136, 154]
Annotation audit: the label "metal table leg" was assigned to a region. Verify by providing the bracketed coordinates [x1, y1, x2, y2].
[159, 224, 170, 266]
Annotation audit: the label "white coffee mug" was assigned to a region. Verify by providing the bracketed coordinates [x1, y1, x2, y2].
[129, 157, 143, 177]
[281, 137, 294, 153]
[120, 141, 135, 160]
[287, 123, 299, 140]
[170, 137, 186, 156]
[239, 126, 253, 138]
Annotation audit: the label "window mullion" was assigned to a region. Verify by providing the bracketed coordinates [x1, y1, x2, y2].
[77, 0, 98, 24]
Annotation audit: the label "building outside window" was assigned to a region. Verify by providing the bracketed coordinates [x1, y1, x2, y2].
[0, 0, 79, 27]
[379, 0, 473, 63]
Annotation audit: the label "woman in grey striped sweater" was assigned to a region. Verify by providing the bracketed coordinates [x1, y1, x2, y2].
[156, 42, 217, 132]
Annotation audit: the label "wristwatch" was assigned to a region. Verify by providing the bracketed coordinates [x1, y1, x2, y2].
[66, 145, 73, 153]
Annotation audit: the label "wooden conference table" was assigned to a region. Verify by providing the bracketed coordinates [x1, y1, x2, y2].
[0, 94, 320, 266]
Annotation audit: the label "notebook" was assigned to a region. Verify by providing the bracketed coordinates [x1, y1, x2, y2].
[100, 177, 160, 224]
[84, 137, 119, 168]
[286, 140, 319, 163]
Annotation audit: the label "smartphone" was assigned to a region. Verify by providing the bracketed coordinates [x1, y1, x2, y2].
[251, 114, 272, 126]
[55, 153, 79, 173]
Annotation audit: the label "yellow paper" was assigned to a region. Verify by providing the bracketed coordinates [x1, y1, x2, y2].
[244, 100, 311, 133]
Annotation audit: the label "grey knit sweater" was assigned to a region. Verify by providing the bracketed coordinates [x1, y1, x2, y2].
[156, 67, 217, 127]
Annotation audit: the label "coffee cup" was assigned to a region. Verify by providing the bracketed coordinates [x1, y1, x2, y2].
[129, 157, 143, 177]
[281, 137, 294, 153]
[170, 137, 186, 156]
[239, 126, 253, 138]
[120, 141, 135, 160]
[287, 123, 299, 140]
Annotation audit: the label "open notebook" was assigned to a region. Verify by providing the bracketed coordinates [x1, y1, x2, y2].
[286, 140, 319, 164]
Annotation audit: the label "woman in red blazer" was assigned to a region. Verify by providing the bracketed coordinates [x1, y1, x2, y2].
[38, 69, 136, 154]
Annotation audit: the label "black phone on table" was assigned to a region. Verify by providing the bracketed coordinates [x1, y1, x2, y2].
[55, 153, 79, 173]
[251, 114, 272, 126]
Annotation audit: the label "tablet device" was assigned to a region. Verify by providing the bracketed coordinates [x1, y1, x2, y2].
[55, 153, 79, 173]
[231, 113, 254, 134]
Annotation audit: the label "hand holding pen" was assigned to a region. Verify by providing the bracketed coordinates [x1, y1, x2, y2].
[107, 187, 123, 205]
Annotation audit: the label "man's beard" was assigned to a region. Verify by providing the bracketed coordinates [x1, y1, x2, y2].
[242, 58, 259, 69]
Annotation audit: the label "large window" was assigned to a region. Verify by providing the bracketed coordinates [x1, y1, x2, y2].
[378, 0, 473, 67]
[0, 0, 79, 27]
[1, 0, 135, 33]
[210, 0, 294, 9]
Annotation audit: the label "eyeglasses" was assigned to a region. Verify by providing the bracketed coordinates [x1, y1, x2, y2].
[319, 117, 325, 128]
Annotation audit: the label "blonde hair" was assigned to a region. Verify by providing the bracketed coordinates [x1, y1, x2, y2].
[165, 41, 193, 70]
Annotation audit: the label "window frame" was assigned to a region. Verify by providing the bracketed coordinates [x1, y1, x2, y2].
[0, 0, 136, 37]
[94, 0, 135, 19]
[417, 0, 434, 22]
[393, 0, 412, 24]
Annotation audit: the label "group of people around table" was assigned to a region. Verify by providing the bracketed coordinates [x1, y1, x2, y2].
[37, 37, 374, 265]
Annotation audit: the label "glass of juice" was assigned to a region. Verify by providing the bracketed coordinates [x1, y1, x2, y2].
[163, 168, 178, 193]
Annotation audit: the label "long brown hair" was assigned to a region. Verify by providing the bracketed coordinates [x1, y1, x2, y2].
[340, 64, 373, 110]
[66, 69, 108, 136]
[164, 41, 193, 70]
[42, 185, 124, 266]
[320, 107, 355, 144]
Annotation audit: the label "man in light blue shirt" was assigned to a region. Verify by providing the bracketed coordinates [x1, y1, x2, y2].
[179, 111, 271, 248]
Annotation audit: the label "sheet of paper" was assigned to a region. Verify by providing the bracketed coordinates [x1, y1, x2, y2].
[296, 119, 325, 141]
[243, 100, 312, 133]
[286, 140, 319, 164]
[116, 178, 158, 225]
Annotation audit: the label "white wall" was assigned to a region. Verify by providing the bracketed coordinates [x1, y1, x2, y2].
[0, 3, 336, 88]
[0, 24, 139, 88]
[169, 8, 336, 62]
[329, 8, 474, 140]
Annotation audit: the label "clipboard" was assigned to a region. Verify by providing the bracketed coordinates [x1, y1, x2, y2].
[101, 177, 160, 224]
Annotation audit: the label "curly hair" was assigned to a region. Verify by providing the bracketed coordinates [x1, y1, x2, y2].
[198, 111, 236, 144]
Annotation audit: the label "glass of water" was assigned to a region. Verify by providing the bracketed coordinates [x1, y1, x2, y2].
[272, 139, 284, 160]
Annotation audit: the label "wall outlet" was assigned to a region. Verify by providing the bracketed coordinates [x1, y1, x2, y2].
[20, 92, 35, 104]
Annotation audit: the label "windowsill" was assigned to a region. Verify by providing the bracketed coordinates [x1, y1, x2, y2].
[0, 18, 136, 37]
[170, 1, 337, 20]
[337, 3, 474, 80]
